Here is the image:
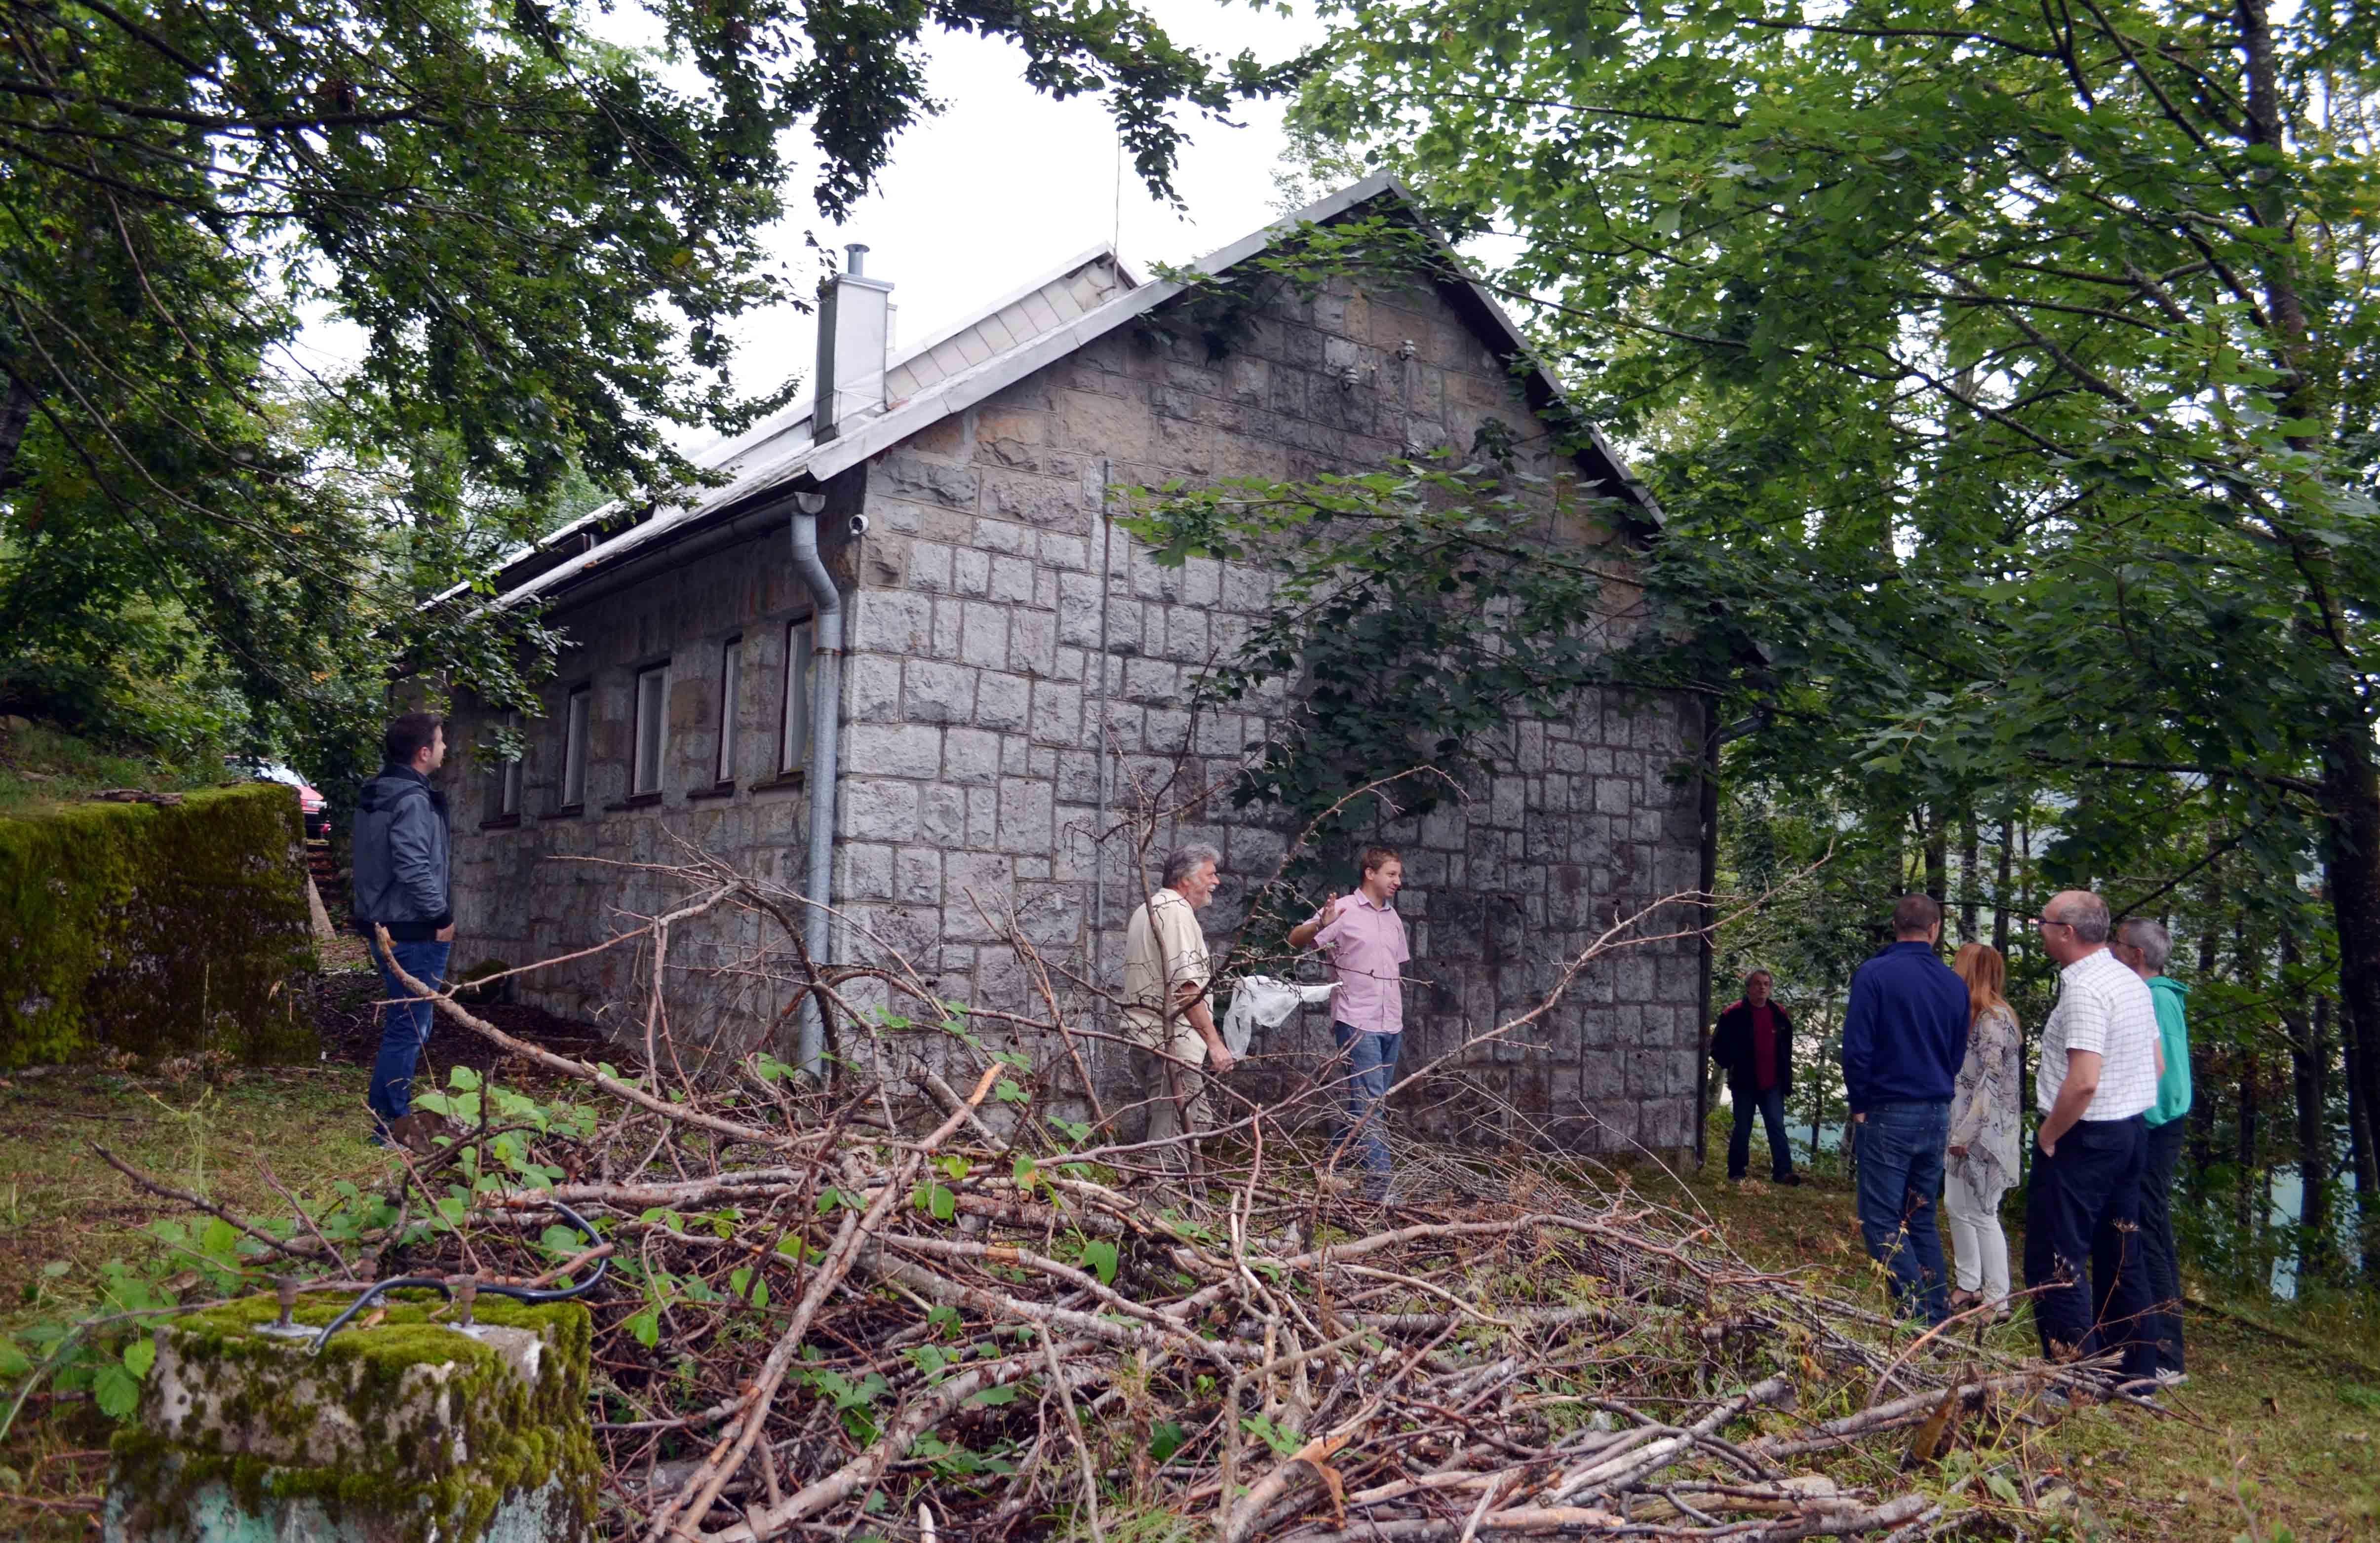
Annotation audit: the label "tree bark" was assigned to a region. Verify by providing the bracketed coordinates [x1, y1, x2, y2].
[0, 371, 34, 491]
[1959, 813, 1979, 942]
[2293, 992, 2333, 1282]
[1991, 816, 2011, 956]
[2345, 1022, 2377, 1278]
[1922, 809, 1947, 912]
[2320, 730, 2380, 1278]
[2191, 869, 2224, 1177]
[2235, 917, 2260, 1246]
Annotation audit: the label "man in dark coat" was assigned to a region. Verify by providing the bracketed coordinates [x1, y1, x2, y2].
[352, 711, 454, 1146]
[1710, 969, 1801, 1184]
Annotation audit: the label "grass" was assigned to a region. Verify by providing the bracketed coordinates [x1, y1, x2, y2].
[0, 722, 226, 818]
[0, 1065, 388, 1337]
[1637, 1120, 2380, 1543]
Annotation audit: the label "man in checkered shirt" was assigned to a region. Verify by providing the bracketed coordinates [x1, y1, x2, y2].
[2023, 889, 2166, 1385]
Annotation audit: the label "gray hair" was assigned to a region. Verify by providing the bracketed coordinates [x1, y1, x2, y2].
[2117, 916, 2173, 972]
[2048, 890, 2112, 945]
[1160, 843, 1221, 889]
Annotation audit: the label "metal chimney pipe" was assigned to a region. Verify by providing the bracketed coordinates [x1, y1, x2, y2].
[844, 242, 869, 277]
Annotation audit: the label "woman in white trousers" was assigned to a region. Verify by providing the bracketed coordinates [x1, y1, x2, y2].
[1944, 943, 2021, 1317]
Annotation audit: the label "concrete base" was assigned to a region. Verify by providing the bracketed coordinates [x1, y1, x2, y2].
[103, 1461, 583, 1543]
[103, 1292, 595, 1543]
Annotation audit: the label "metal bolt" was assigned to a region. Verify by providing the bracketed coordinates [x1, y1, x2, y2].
[452, 1275, 478, 1329]
[273, 1275, 301, 1330]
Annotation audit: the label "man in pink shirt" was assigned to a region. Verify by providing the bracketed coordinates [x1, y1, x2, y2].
[1289, 847, 1411, 1200]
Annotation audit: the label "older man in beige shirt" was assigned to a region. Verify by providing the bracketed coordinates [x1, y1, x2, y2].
[1124, 844, 1235, 1165]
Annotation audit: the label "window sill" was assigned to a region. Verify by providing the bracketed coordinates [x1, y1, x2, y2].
[605, 792, 665, 811]
[478, 814, 521, 831]
[750, 770, 808, 793]
[685, 781, 738, 802]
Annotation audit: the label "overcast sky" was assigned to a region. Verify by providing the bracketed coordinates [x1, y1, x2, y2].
[287, 2, 1331, 436]
[729, 1, 1330, 390]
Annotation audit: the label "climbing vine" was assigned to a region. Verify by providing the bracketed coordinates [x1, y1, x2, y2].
[1118, 452, 1649, 882]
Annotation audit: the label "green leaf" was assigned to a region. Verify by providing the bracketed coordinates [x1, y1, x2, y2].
[968, 1382, 1021, 1407]
[122, 1338, 155, 1379]
[0, 1338, 31, 1378]
[626, 1310, 660, 1349]
[1075, 1239, 1118, 1286]
[1150, 1421, 1186, 1462]
[93, 1364, 140, 1420]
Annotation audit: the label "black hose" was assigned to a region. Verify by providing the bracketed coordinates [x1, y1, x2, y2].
[309, 1199, 610, 1354]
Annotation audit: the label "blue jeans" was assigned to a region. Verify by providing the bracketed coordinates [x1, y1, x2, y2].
[1328, 1023, 1401, 1198]
[368, 936, 450, 1132]
[1727, 1082, 1795, 1180]
[1853, 1100, 1952, 1325]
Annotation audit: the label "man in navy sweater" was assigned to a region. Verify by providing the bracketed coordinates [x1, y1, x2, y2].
[1840, 893, 1971, 1324]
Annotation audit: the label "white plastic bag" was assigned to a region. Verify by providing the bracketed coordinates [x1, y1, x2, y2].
[1218, 975, 1337, 1056]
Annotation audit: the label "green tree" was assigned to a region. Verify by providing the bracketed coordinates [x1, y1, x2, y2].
[1299, 0, 2380, 1270]
[0, 0, 1301, 756]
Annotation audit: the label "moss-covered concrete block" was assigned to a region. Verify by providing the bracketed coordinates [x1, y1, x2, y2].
[0, 782, 317, 1068]
[103, 1291, 596, 1543]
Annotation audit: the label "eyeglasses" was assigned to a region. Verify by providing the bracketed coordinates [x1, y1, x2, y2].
[2033, 919, 2073, 931]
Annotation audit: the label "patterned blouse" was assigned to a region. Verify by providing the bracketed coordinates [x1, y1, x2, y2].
[1949, 1003, 2022, 1182]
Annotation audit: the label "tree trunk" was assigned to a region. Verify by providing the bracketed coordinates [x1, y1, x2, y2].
[2294, 992, 2334, 1282]
[1959, 813, 1980, 942]
[1923, 810, 1947, 912]
[0, 371, 34, 491]
[2190, 871, 2224, 1178]
[2237, 1053, 2261, 1246]
[1991, 816, 2012, 956]
[2346, 1023, 2377, 1279]
[2320, 729, 2380, 1278]
[2234, 916, 2261, 1246]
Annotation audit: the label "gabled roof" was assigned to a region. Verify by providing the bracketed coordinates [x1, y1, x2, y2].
[487, 175, 1657, 612]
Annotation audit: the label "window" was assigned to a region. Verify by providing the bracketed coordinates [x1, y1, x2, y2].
[487, 712, 522, 820]
[560, 688, 590, 809]
[716, 636, 742, 785]
[632, 662, 670, 796]
[780, 620, 814, 775]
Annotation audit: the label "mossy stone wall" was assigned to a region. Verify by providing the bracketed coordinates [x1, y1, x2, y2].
[0, 783, 317, 1068]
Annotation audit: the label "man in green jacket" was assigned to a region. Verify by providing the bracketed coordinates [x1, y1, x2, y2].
[2115, 917, 2192, 1386]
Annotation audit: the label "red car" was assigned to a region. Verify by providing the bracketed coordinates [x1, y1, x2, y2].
[237, 760, 331, 843]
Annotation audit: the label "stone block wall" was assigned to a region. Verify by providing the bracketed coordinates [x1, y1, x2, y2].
[444, 270, 1704, 1152]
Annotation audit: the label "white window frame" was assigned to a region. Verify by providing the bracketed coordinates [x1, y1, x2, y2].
[633, 662, 670, 797]
[780, 620, 814, 776]
[716, 635, 742, 786]
[561, 687, 591, 809]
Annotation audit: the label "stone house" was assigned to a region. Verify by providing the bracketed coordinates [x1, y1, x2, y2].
[442, 177, 1708, 1155]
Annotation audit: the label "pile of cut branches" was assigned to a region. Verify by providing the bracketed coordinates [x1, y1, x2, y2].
[51, 843, 2169, 1543]
[88, 972, 2149, 1543]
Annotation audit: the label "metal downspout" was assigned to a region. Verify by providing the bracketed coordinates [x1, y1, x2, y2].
[789, 493, 843, 1076]
[1091, 459, 1116, 982]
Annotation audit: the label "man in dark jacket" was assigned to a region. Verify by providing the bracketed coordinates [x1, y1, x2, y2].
[352, 712, 454, 1143]
[1840, 893, 1971, 1324]
[1710, 970, 1801, 1184]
